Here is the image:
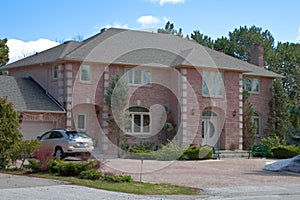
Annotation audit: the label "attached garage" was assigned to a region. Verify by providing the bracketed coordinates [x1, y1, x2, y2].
[0, 76, 66, 140]
[21, 121, 57, 140]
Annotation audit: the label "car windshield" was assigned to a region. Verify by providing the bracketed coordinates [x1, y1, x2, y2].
[66, 131, 90, 138]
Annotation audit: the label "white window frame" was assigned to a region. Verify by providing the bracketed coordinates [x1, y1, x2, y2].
[125, 107, 151, 134]
[52, 65, 58, 80]
[125, 68, 151, 86]
[80, 65, 91, 82]
[243, 77, 260, 93]
[202, 70, 224, 97]
[77, 114, 86, 130]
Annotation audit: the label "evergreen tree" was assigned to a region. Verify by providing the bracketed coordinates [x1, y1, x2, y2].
[267, 79, 291, 141]
[0, 97, 22, 168]
[190, 30, 214, 48]
[0, 38, 9, 67]
[242, 90, 256, 150]
[105, 73, 129, 157]
[158, 21, 183, 37]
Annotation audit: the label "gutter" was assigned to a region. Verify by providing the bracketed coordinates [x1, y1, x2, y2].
[18, 109, 66, 114]
[28, 76, 66, 112]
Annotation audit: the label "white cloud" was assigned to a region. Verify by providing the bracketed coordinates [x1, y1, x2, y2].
[7, 39, 59, 63]
[149, 0, 185, 6]
[104, 22, 128, 29]
[137, 15, 162, 28]
[297, 27, 300, 42]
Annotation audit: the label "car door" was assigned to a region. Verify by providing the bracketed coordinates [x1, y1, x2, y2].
[38, 131, 53, 155]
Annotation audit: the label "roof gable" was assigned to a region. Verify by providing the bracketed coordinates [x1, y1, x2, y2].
[0, 76, 64, 112]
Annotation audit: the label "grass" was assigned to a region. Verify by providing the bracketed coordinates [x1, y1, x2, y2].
[36, 174, 199, 195]
[5, 171, 199, 195]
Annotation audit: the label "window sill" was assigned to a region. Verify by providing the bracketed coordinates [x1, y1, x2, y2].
[128, 84, 152, 88]
[79, 80, 92, 85]
[202, 95, 224, 99]
[125, 132, 153, 137]
[249, 91, 260, 94]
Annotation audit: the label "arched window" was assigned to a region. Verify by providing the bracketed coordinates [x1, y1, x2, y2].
[125, 106, 150, 134]
[202, 110, 217, 117]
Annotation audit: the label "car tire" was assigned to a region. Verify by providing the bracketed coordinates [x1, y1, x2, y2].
[54, 147, 64, 159]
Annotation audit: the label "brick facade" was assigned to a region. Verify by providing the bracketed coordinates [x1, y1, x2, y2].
[8, 61, 274, 154]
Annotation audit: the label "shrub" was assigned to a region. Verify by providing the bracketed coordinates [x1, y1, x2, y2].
[179, 146, 200, 160]
[151, 140, 187, 161]
[251, 144, 269, 158]
[48, 160, 96, 176]
[27, 159, 40, 173]
[34, 148, 54, 172]
[198, 146, 213, 160]
[103, 173, 133, 183]
[121, 175, 133, 182]
[261, 136, 282, 157]
[79, 169, 102, 180]
[261, 135, 282, 148]
[179, 146, 213, 160]
[271, 145, 300, 159]
[10, 140, 41, 170]
[128, 141, 154, 153]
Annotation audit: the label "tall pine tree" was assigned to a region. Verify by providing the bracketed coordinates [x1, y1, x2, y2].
[267, 79, 291, 140]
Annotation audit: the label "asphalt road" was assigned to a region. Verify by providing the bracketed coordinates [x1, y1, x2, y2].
[1, 157, 300, 200]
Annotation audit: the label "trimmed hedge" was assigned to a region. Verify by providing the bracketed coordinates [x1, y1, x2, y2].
[179, 146, 213, 160]
[251, 144, 269, 158]
[271, 145, 300, 159]
[48, 159, 97, 177]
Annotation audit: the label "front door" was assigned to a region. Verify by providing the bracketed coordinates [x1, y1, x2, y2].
[202, 117, 218, 147]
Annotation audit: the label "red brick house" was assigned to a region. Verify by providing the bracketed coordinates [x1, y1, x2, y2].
[3, 28, 280, 156]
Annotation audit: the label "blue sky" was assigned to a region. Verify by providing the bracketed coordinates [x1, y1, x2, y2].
[1, 0, 300, 42]
[1, 0, 300, 62]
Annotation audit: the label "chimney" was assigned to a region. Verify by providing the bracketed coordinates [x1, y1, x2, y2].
[250, 44, 264, 67]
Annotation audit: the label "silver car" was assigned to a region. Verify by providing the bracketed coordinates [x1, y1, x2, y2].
[37, 129, 94, 159]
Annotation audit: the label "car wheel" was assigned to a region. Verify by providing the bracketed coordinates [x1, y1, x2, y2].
[54, 147, 64, 159]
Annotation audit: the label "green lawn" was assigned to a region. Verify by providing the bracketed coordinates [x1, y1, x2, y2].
[31, 173, 199, 195]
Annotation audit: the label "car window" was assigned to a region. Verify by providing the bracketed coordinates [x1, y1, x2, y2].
[49, 131, 63, 139]
[66, 131, 89, 138]
[40, 132, 52, 140]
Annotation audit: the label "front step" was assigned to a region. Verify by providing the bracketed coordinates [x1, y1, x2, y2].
[219, 150, 250, 158]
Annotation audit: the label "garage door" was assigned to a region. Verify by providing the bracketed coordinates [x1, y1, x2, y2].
[21, 121, 56, 140]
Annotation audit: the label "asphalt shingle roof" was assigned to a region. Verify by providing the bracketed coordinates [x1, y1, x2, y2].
[0, 76, 65, 112]
[4, 28, 281, 78]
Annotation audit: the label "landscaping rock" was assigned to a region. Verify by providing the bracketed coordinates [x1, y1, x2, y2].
[264, 155, 300, 173]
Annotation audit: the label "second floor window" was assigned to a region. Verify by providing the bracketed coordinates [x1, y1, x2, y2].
[202, 71, 223, 97]
[80, 65, 91, 82]
[52, 66, 58, 79]
[125, 68, 151, 85]
[243, 78, 260, 93]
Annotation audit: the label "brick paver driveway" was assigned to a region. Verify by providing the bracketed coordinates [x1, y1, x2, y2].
[103, 158, 300, 198]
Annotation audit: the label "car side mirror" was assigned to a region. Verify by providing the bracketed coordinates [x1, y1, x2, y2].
[37, 136, 41, 140]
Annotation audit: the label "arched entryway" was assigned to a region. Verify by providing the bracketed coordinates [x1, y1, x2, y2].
[201, 107, 225, 148]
